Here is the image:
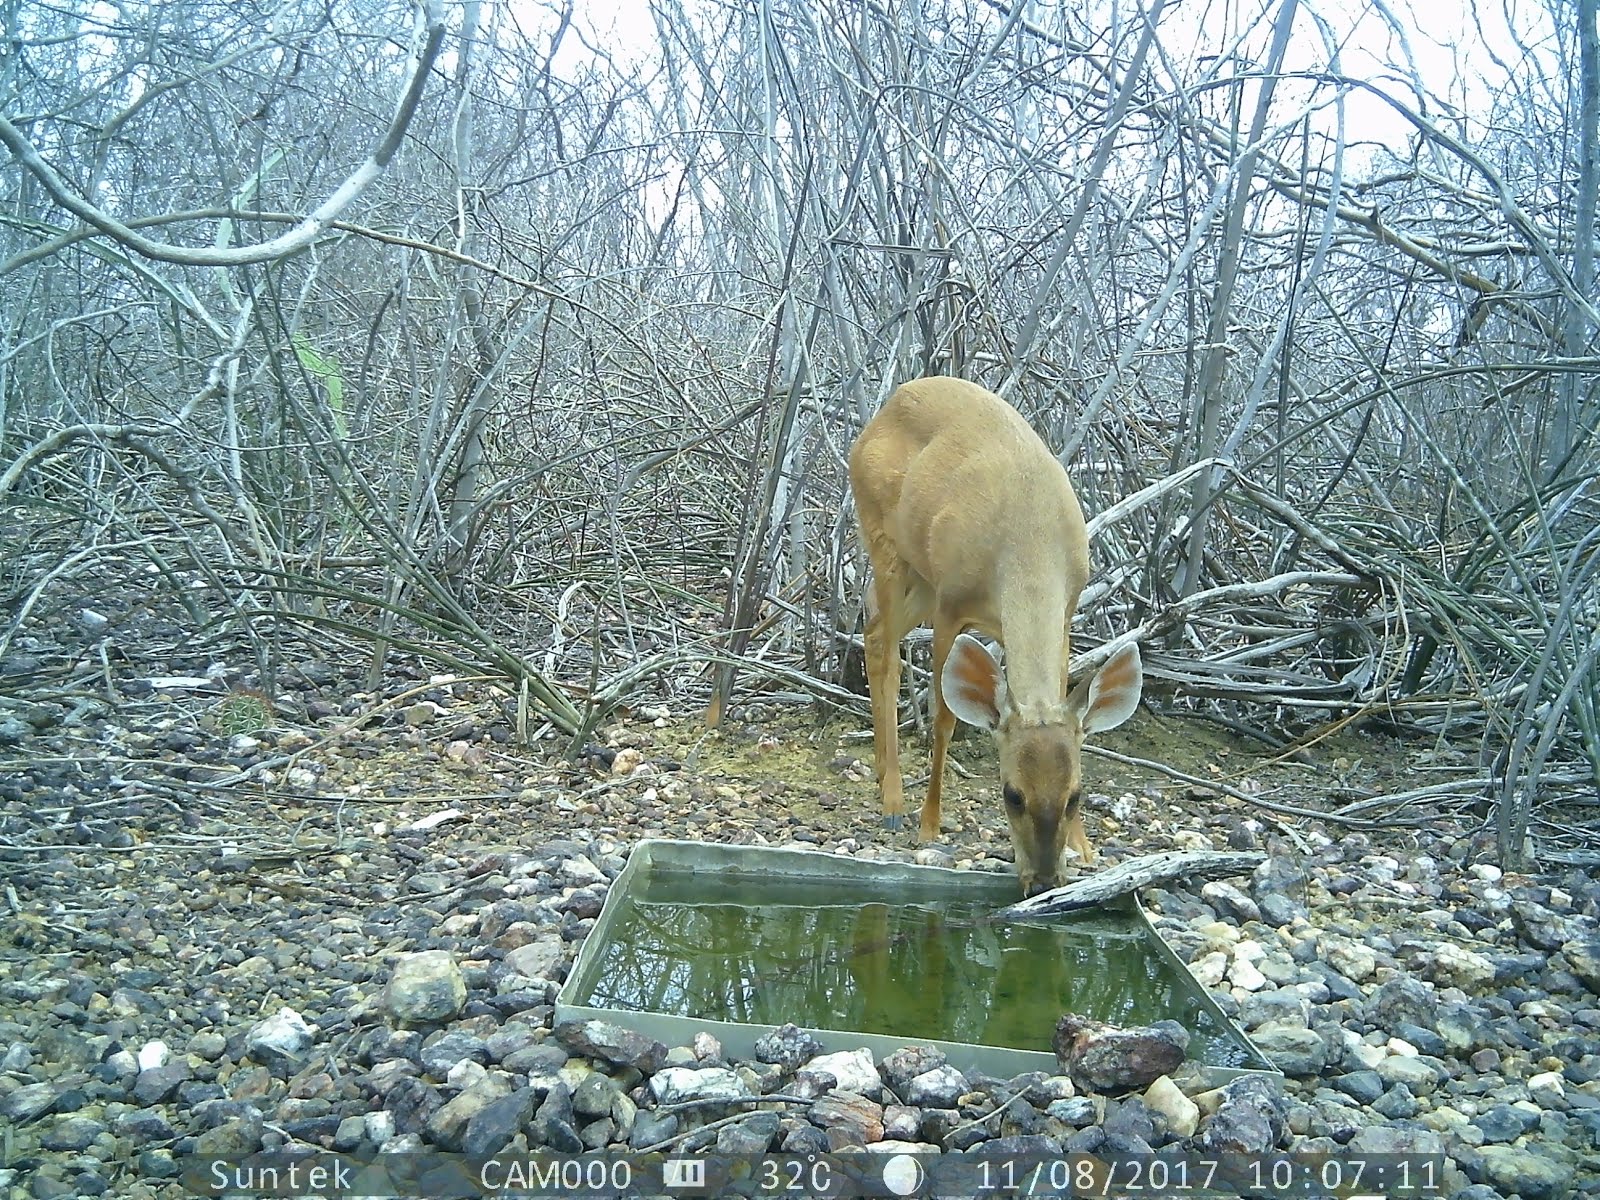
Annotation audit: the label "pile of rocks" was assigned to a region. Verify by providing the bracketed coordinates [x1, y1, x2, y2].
[3, 833, 1598, 1199]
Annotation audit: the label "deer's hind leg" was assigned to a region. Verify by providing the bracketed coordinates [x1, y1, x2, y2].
[861, 544, 932, 831]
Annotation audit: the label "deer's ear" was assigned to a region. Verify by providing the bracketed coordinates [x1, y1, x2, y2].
[1072, 642, 1143, 735]
[942, 634, 1005, 730]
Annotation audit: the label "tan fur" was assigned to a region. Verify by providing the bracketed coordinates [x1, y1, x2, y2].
[848, 377, 1142, 897]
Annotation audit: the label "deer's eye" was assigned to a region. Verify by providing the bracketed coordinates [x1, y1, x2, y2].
[1002, 784, 1025, 812]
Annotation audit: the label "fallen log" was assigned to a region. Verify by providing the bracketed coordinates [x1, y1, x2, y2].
[997, 850, 1267, 917]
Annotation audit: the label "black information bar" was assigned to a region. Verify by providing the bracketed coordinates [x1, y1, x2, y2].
[182, 1149, 1447, 1198]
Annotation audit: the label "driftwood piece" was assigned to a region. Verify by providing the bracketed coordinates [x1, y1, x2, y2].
[997, 850, 1267, 918]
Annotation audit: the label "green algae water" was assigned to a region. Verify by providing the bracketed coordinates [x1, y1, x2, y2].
[576, 865, 1254, 1069]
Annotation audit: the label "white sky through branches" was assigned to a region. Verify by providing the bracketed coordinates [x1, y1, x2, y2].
[540, 0, 1566, 179]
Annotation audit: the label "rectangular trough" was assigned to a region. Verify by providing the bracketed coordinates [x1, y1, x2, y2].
[556, 840, 1275, 1086]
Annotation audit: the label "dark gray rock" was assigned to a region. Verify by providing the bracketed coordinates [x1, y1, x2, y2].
[1468, 1046, 1502, 1073]
[571, 1072, 619, 1118]
[427, 1077, 515, 1152]
[532, 1082, 583, 1152]
[1332, 1070, 1385, 1105]
[1510, 901, 1571, 951]
[39, 1115, 107, 1151]
[68, 1169, 111, 1196]
[459, 1087, 536, 1156]
[1, 1082, 60, 1123]
[1147, 887, 1211, 922]
[190, 1098, 264, 1129]
[985, 1134, 1064, 1156]
[918, 1108, 960, 1145]
[554, 1020, 667, 1073]
[43, 1084, 86, 1115]
[1305, 1096, 1360, 1143]
[1566, 938, 1600, 994]
[881, 1044, 948, 1091]
[629, 1110, 678, 1150]
[1370, 1083, 1419, 1119]
[1193, 1076, 1287, 1157]
[999, 1099, 1046, 1139]
[361, 1026, 424, 1066]
[1017, 1074, 1075, 1106]
[502, 1041, 568, 1082]
[1102, 1097, 1156, 1149]
[1366, 976, 1438, 1031]
[945, 1121, 990, 1150]
[1064, 1125, 1105, 1153]
[1435, 1003, 1498, 1055]
[483, 1023, 541, 1063]
[1474, 1102, 1541, 1144]
[137, 1149, 181, 1179]
[193, 1115, 265, 1156]
[280, 1114, 340, 1144]
[1046, 1096, 1099, 1126]
[905, 1064, 968, 1108]
[113, 1110, 176, 1141]
[579, 1116, 614, 1149]
[1238, 990, 1311, 1029]
[177, 1080, 225, 1108]
[1251, 1021, 1329, 1077]
[386, 1076, 443, 1134]
[1303, 962, 1363, 1002]
[1393, 1023, 1448, 1058]
[1474, 1146, 1575, 1200]
[486, 991, 550, 1018]
[780, 1121, 830, 1155]
[753, 1023, 823, 1070]
[717, 1111, 780, 1156]
[1201, 881, 1261, 924]
[1252, 856, 1309, 924]
[132, 1062, 193, 1105]
[333, 1115, 366, 1151]
[419, 1031, 489, 1078]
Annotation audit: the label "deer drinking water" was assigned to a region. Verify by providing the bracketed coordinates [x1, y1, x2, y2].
[848, 377, 1142, 897]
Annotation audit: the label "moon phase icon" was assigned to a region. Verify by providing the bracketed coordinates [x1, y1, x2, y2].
[881, 1154, 925, 1196]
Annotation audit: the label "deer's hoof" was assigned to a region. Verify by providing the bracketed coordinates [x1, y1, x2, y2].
[882, 813, 904, 832]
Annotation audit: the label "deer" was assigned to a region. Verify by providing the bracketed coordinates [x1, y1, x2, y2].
[848, 377, 1143, 897]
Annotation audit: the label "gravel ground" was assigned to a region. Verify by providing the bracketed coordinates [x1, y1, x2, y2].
[3, 667, 1599, 1199]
